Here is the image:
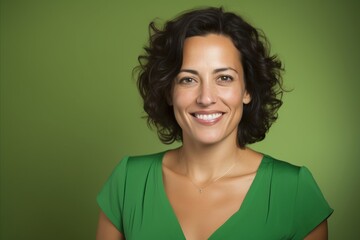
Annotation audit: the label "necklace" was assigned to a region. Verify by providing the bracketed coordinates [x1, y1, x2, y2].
[178, 149, 237, 193]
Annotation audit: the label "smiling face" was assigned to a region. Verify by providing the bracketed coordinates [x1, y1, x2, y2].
[172, 34, 251, 146]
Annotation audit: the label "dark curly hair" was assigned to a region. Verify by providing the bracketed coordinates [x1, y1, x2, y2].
[136, 7, 284, 147]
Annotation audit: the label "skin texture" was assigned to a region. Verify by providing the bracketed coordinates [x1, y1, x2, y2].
[96, 34, 329, 240]
[96, 211, 124, 240]
[304, 220, 328, 240]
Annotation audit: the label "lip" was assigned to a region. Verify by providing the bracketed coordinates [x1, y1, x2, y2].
[190, 111, 225, 125]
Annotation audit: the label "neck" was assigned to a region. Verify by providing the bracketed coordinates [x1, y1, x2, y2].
[177, 139, 245, 183]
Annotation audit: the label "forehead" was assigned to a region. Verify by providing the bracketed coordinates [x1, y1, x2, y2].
[182, 34, 241, 67]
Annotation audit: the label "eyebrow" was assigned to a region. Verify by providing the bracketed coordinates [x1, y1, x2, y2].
[179, 67, 238, 75]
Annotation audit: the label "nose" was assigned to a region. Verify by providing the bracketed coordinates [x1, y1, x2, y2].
[196, 81, 217, 106]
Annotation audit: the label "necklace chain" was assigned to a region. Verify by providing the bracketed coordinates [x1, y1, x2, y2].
[178, 149, 237, 193]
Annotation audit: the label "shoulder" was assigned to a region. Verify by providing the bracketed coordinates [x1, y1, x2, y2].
[259, 154, 333, 238]
[115, 151, 166, 164]
[102, 151, 166, 194]
[261, 154, 315, 184]
[262, 154, 300, 173]
[113, 151, 166, 175]
[261, 154, 325, 193]
[126, 151, 166, 166]
[106, 151, 166, 177]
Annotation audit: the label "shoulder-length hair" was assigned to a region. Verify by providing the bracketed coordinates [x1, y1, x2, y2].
[136, 7, 284, 148]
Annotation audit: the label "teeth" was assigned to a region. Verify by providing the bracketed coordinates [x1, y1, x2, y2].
[194, 113, 222, 121]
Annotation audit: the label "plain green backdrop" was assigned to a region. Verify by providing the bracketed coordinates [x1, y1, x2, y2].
[1, 0, 359, 239]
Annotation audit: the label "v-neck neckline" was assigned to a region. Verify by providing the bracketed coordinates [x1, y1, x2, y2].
[157, 151, 266, 239]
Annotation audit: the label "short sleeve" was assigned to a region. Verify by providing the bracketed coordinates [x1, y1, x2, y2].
[293, 166, 333, 239]
[96, 156, 129, 233]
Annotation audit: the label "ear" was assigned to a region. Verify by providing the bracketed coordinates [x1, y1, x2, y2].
[243, 91, 251, 104]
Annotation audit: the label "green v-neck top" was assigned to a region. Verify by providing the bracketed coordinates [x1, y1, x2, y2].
[97, 151, 333, 239]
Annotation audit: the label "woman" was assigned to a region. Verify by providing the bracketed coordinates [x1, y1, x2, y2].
[96, 7, 333, 240]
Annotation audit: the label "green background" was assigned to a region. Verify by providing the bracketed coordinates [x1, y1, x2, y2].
[1, 0, 359, 239]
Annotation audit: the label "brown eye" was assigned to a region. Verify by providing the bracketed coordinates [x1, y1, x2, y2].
[179, 77, 195, 84]
[218, 75, 233, 82]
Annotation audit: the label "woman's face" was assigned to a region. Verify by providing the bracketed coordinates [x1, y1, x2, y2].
[171, 34, 251, 146]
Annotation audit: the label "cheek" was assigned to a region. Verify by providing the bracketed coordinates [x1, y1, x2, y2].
[221, 88, 244, 107]
[172, 99, 189, 130]
[172, 93, 189, 119]
[172, 89, 195, 108]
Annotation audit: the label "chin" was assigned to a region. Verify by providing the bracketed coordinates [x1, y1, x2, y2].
[182, 127, 238, 146]
[191, 133, 228, 145]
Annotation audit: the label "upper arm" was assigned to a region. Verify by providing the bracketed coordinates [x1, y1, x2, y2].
[96, 210, 124, 240]
[293, 167, 333, 238]
[304, 220, 328, 240]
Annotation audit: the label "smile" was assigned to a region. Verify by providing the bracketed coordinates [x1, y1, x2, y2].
[194, 113, 223, 121]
